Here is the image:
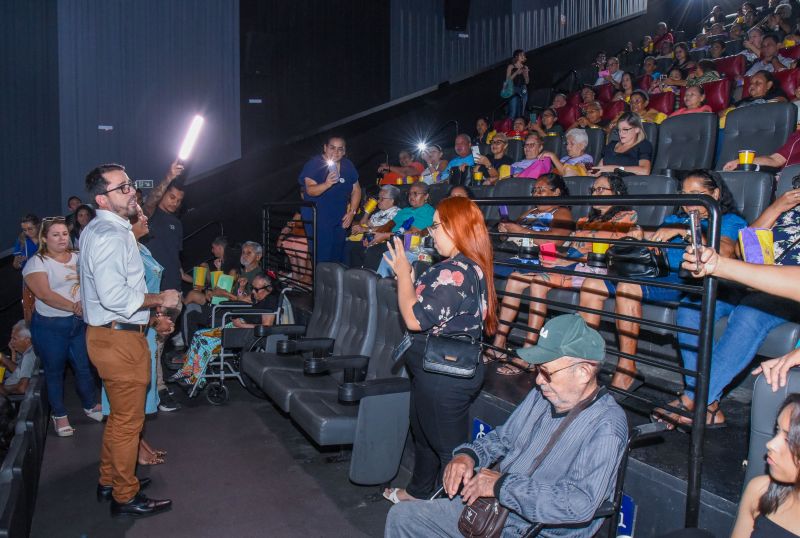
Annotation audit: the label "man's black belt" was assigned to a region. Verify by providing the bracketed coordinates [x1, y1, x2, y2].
[100, 321, 147, 334]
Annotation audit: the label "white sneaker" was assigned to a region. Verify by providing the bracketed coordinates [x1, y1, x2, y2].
[84, 407, 104, 422]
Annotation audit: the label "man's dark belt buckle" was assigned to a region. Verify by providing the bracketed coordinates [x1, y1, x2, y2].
[101, 321, 147, 334]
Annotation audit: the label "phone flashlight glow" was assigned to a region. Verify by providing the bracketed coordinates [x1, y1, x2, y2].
[178, 115, 205, 160]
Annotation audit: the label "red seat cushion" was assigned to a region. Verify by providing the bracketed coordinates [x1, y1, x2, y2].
[712, 55, 746, 80]
[493, 118, 512, 133]
[567, 91, 583, 107]
[648, 92, 677, 115]
[696, 79, 731, 112]
[637, 75, 653, 90]
[595, 83, 616, 103]
[742, 68, 799, 98]
[556, 104, 580, 130]
[602, 100, 627, 122]
[779, 44, 800, 60]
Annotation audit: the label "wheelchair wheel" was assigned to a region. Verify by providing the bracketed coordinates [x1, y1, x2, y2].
[206, 383, 229, 405]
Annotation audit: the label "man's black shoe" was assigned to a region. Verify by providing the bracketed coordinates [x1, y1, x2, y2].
[110, 492, 172, 518]
[96, 477, 152, 502]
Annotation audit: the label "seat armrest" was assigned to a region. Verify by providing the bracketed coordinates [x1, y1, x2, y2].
[254, 324, 306, 337]
[338, 377, 411, 402]
[277, 337, 335, 355]
[304, 355, 370, 374]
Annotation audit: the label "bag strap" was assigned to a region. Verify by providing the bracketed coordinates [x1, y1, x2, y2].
[523, 386, 603, 476]
[461, 258, 485, 336]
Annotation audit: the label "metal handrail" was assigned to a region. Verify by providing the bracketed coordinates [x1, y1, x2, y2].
[474, 194, 720, 528]
[183, 220, 223, 242]
[262, 202, 317, 300]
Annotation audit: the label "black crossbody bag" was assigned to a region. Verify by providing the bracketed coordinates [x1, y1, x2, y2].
[422, 262, 484, 379]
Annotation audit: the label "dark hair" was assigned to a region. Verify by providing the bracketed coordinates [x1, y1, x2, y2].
[674, 42, 690, 55]
[686, 84, 706, 97]
[710, 38, 726, 50]
[72, 204, 96, 229]
[542, 107, 558, 118]
[537, 173, 570, 196]
[67, 195, 81, 205]
[513, 116, 527, 125]
[762, 33, 781, 46]
[682, 169, 741, 216]
[85, 163, 125, 197]
[631, 89, 649, 102]
[588, 173, 632, 222]
[757, 394, 800, 515]
[448, 185, 474, 198]
[512, 49, 524, 60]
[325, 135, 345, 146]
[166, 181, 185, 194]
[212, 236, 229, 248]
[697, 59, 716, 73]
[20, 214, 40, 226]
[754, 69, 780, 88]
[621, 71, 636, 89]
[476, 115, 490, 125]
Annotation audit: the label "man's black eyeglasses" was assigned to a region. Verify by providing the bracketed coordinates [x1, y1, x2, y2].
[534, 361, 592, 383]
[251, 285, 272, 293]
[102, 182, 135, 195]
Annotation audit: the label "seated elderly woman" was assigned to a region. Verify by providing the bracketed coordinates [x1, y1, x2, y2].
[670, 85, 713, 116]
[347, 185, 401, 267]
[542, 128, 594, 176]
[510, 133, 555, 179]
[171, 274, 278, 389]
[487, 174, 639, 375]
[592, 112, 653, 175]
[627, 90, 668, 124]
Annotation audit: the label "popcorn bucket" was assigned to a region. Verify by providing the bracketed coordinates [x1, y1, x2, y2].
[192, 266, 208, 288]
[403, 234, 420, 250]
[498, 165, 511, 179]
[210, 271, 224, 288]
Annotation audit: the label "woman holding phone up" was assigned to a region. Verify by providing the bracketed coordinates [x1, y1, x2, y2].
[381, 197, 497, 504]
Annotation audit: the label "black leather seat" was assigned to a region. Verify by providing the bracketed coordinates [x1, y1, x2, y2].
[623, 175, 677, 229]
[642, 121, 659, 151]
[427, 182, 450, 207]
[719, 171, 776, 223]
[484, 178, 535, 223]
[776, 164, 800, 196]
[716, 103, 797, 168]
[289, 279, 411, 485]
[563, 176, 594, 220]
[585, 127, 606, 165]
[745, 370, 800, 487]
[258, 268, 378, 413]
[507, 139, 524, 162]
[542, 133, 563, 158]
[240, 263, 345, 394]
[653, 113, 718, 174]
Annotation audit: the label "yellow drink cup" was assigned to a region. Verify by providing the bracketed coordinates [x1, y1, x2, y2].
[192, 266, 208, 289]
[364, 198, 378, 213]
[785, 39, 796, 47]
[210, 271, 224, 288]
[591, 242, 611, 255]
[0, 365, 6, 381]
[498, 164, 511, 179]
[473, 171, 484, 181]
[738, 150, 755, 165]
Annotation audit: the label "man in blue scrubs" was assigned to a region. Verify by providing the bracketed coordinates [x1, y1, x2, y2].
[298, 136, 361, 263]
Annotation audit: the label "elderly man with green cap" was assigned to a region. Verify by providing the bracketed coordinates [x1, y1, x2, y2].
[384, 314, 628, 538]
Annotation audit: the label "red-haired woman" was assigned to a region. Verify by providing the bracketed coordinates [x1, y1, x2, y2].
[381, 197, 497, 504]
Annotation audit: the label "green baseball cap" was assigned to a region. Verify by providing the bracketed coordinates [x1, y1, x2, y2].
[516, 314, 606, 365]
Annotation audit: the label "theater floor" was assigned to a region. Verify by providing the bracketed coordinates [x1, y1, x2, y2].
[30, 377, 391, 537]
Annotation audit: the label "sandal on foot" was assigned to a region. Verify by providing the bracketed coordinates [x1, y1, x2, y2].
[84, 407, 104, 422]
[482, 348, 505, 364]
[383, 488, 402, 504]
[51, 416, 75, 437]
[496, 363, 524, 376]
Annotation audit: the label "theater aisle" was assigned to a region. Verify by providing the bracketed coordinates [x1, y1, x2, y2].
[31, 377, 391, 537]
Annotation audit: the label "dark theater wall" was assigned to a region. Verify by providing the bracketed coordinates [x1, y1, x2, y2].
[240, 0, 391, 153]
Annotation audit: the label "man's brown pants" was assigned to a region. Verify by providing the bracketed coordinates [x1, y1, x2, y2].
[86, 326, 149, 503]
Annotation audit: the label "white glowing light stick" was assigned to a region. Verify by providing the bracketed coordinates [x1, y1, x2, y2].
[178, 115, 205, 161]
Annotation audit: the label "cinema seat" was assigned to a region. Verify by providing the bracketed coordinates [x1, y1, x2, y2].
[712, 54, 746, 80]
[648, 92, 676, 115]
[719, 171, 775, 222]
[653, 113, 717, 173]
[557, 104, 581, 130]
[716, 103, 797, 167]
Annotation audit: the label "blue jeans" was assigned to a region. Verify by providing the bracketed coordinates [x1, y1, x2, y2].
[507, 85, 528, 119]
[30, 311, 97, 417]
[677, 294, 793, 403]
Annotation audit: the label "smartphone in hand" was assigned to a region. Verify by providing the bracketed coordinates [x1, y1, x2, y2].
[688, 210, 703, 273]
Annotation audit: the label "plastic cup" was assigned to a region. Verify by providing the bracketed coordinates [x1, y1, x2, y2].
[364, 198, 378, 213]
[403, 234, 413, 250]
[738, 150, 755, 165]
[210, 271, 223, 288]
[592, 242, 611, 255]
[192, 266, 207, 289]
[498, 165, 511, 179]
[473, 171, 484, 181]
[396, 177, 404, 185]
[410, 235, 421, 250]
[786, 39, 796, 47]
[0, 366, 6, 381]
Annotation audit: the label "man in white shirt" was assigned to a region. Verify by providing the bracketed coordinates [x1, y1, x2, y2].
[80, 163, 180, 518]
